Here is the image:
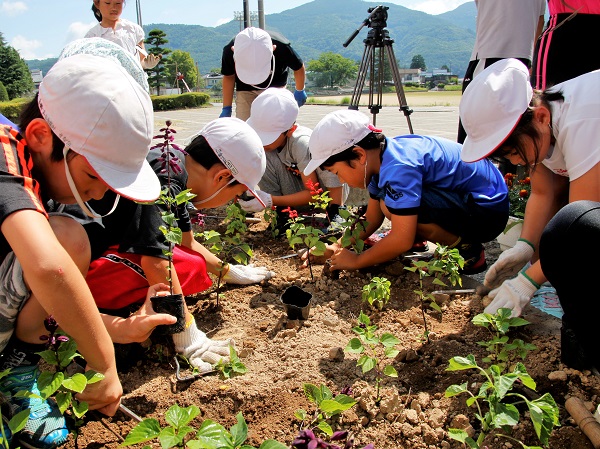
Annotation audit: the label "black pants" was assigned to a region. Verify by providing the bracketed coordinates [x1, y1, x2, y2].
[540, 201, 600, 369]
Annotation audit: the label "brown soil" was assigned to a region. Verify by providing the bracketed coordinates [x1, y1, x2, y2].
[63, 210, 599, 449]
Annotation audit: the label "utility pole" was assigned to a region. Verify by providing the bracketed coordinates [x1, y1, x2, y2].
[135, 0, 143, 27]
[258, 0, 265, 29]
[243, 0, 250, 28]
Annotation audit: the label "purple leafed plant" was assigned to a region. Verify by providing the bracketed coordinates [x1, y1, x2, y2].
[291, 429, 374, 449]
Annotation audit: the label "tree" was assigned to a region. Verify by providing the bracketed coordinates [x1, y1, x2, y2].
[0, 33, 34, 100]
[145, 29, 171, 95]
[441, 64, 450, 71]
[306, 52, 357, 88]
[410, 54, 427, 71]
[165, 50, 200, 92]
[0, 81, 8, 102]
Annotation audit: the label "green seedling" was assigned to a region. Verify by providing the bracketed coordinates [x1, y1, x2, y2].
[215, 346, 247, 379]
[472, 308, 537, 370]
[283, 207, 326, 281]
[122, 407, 287, 449]
[294, 384, 356, 437]
[362, 276, 391, 311]
[445, 356, 559, 449]
[345, 312, 400, 404]
[196, 203, 253, 305]
[335, 208, 368, 254]
[263, 207, 280, 238]
[404, 245, 464, 343]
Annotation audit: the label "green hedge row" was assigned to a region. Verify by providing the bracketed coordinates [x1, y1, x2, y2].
[151, 92, 210, 111]
[0, 98, 30, 122]
[0, 92, 211, 124]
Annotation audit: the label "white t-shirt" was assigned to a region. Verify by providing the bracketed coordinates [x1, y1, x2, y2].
[85, 18, 145, 62]
[542, 70, 600, 181]
[471, 0, 546, 61]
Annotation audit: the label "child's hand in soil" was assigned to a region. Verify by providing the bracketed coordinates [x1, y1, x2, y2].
[301, 243, 339, 267]
[107, 283, 177, 344]
[329, 247, 359, 271]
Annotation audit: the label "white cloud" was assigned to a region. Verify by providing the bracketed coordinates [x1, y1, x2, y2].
[215, 17, 232, 27]
[10, 35, 43, 59]
[66, 21, 97, 43]
[0, 1, 27, 16]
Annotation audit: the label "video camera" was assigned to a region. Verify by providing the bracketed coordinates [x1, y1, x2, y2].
[367, 5, 389, 29]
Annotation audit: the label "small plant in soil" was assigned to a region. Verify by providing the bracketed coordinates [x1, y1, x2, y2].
[295, 383, 357, 436]
[291, 429, 374, 449]
[345, 311, 399, 404]
[215, 346, 247, 379]
[404, 245, 464, 343]
[37, 316, 104, 439]
[472, 308, 537, 371]
[263, 206, 280, 238]
[333, 208, 368, 254]
[361, 276, 391, 311]
[282, 206, 326, 281]
[151, 120, 195, 333]
[122, 407, 287, 448]
[445, 308, 559, 449]
[196, 203, 252, 305]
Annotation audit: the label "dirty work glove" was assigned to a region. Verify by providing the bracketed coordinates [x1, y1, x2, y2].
[238, 190, 272, 213]
[173, 319, 233, 374]
[141, 53, 161, 69]
[219, 106, 232, 118]
[223, 264, 275, 285]
[294, 89, 308, 107]
[484, 239, 534, 289]
[484, 272, 539, 317]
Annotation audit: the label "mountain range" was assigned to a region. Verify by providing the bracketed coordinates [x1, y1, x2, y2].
[27, 0, 477, 81]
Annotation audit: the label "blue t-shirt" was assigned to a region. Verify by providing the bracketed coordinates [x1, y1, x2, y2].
[368, 135, 507, 215]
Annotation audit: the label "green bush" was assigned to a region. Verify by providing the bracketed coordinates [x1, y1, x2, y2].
[151, 92, 210, 111]
[0, 98, 29, 122]
[0, 82, 8, 102]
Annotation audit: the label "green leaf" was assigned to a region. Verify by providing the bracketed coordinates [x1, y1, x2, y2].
[316, 420, 333, 436]
[303, 383, 322, 405]
[84, 370, 104, 384]
[384, 347, 400, 359]
[37, 349, 58, 366]
[122, 419, 162, 446]
[496, 373, 518, 399]
[159, 427, 182, 449]
[383, 365, 398, 377]
[8, 408, 30, 434]
[294, 409, 306, 421]
[230, 413, 248, 447]
[72, 399, 89, 418]
[319, 384, 333, 401]
[445, 382, 468, 398]
[379, 333, 399, 347]
[37, 371, 63, 399]
[195, 419, 227, 440]
[527, 393, 559, 445]
[491, 402, 520, 428]
[429, 301, 442, 313]
[62, 372, 87, 393]
[165, 404, 200, 428]
[360, 356, 377, 373]
[447, 355, 478, 371]
[320, 397, 356, 415]
[345, 338, 364, 354]
[447, 428, 469, 443]
[471, 313, 493, 328]
[55, 391, 72, 415]
[507, 316, 530, 328]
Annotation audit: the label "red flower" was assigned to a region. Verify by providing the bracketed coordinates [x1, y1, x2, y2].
[281, 207, 298, 219]
[521, 177, 531, 185]
[519, 189, 529, 198]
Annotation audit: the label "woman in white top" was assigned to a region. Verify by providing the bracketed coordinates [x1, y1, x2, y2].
[460, 58, 600, 371]
[85, 0, 160, 69]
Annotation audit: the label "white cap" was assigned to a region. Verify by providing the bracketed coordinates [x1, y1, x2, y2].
[304, 110, 372, 175]
[247, 88, 299, 145]
[460, 58, 533, 162]
[38, 54, 159, 202]
[59, 37, 149, 92]
[233, 27, 273, 85]
[200, 118, 266, 203]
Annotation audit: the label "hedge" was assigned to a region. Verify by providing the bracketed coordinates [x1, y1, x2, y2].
[151, 92, 210, 111]
[0, 98, 30, 122]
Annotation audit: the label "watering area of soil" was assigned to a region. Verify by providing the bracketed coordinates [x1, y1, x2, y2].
[59, 103, 600, 449]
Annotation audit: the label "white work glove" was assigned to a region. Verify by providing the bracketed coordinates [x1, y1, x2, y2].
[484, 272, 538, 317]
[141, 53, 161, 69]
[484, 240, 534, 289]
[173, 320, 233, 374]
[238, 190, 272, 213]
[223, 264, 275, 285]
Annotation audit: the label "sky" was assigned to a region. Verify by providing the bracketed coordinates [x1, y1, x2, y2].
[1, 0, 471, 60]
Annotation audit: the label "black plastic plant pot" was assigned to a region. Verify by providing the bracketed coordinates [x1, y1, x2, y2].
[151, 293, 186, 336]
[280, 286, 312, 320]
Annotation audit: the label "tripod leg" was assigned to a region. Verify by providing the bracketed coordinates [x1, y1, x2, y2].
[350, 45, 372, 110]
[385, 43, 414, 134]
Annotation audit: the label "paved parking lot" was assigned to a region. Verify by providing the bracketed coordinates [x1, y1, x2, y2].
[155, 102, 460, 145]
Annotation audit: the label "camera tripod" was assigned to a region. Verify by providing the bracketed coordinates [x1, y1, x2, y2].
[343, 5, 413, 132]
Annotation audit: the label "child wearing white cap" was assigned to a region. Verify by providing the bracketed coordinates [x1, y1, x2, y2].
[459, 58, 600, 372]
[220, 27, 307, 120]
[239, 88, 346, 226]
[302, 109, 509, 275]
[81, 118, 273, 374]
[0, 54, 159, 447]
